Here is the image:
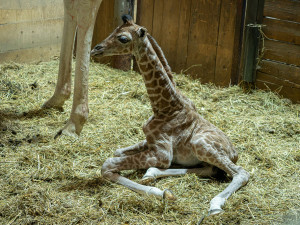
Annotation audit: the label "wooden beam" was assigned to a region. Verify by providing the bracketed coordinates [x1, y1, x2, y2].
[240, 0, 265, 83]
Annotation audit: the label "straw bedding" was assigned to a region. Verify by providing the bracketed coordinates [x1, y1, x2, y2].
[0, 60, 299, 224]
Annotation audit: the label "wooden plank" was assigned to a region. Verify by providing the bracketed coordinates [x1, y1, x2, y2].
[151, 0, 182, 71]
[262, 17, 300, 45]
[263, 39, 300, 66]
[0, 18, 63, 53]
[136, 0, 154, 34]
[230, 0, 244, 84]
[258, 59, 300, 86]
[256, 72, 300, 103]
[151, 0, 165, 41]
[264, 0, 300, 23]
[0, 43, 60, 63]
[173, 0, 192, 73]
[92, 0, 115, 65]
[185, 0, 221, 82]
[214, 0, 238, 86]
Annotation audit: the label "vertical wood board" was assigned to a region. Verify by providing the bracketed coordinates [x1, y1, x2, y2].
[135, 0, 242, 86]
[185, 0, 222, 83]
[92, 0, 115, 65]
[215, 0, 238, 86]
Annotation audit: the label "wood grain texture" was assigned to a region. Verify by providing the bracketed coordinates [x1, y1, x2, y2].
[263, 39, 300, 66]
[215, 0, 238, 86]
[258, 60, 300, 86]
[152, 0, 182, 71]
[173, 0, 192, 73]
[101, 0, 241, 86]
[136, 0, 154, 34]
[186, 0, 221, 82]
[256, 72, 300, 103]
[263, 17, 300, 45]
[264, 0, 300, 23]
[92, 0, 115, 65]
[257, 0, 300, 102]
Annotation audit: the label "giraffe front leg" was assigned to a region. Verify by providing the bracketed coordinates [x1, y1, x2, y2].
[101, 151, 176, 201]
[55, 0, 102, 138]
[114, 140, 148, 157]
[140, 165, 217, 184]
[42, 1, 77, 110]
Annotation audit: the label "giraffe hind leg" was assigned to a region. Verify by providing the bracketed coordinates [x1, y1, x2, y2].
[191, 138, 250, 215]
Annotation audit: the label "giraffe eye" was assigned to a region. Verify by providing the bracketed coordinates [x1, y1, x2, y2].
[118, 36, 129, 44]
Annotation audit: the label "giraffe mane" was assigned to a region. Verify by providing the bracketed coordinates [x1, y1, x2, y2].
[146, 34, 176, 87]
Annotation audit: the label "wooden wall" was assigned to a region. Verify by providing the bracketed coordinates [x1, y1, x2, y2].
[256, 0, 300, 103]
[0, 0, 64, 63]
[136, 0, 243, 86]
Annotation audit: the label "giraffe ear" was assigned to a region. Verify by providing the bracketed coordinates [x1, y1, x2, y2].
[137, 27, 147, 38]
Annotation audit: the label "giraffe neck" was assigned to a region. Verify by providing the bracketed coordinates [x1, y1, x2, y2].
[134, 38, 182, 116]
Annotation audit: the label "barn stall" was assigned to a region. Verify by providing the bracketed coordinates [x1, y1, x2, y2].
[0, 0, 299, 224]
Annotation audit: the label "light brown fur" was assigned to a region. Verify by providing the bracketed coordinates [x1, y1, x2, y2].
[91, 15, 249, 215]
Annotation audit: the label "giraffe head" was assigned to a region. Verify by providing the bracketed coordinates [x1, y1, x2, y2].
[91, 15, 147, 58]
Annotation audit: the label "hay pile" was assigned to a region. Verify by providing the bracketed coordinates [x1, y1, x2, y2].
[0, 59, 299, 224]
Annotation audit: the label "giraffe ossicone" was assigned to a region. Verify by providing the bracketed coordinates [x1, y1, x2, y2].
[91, 15, 250, 215]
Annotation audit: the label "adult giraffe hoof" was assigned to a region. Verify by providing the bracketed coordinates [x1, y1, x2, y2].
[140, 176, 156, 184]
[208, 208, 223, 216]
[42, 97, 65, 112]
[163, 189, 176, 201]
[54, 120, 79, 139]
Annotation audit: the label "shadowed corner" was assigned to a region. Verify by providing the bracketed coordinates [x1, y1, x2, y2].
[58, 176, 108, 192]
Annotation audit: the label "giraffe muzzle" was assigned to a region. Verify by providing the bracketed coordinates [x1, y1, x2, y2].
[91, 44, 104, 57]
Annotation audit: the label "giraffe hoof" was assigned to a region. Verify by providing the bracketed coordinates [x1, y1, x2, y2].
[140, 176, 156, 184]
[163, 189, 176, 201]
[208, 208, 223, 216]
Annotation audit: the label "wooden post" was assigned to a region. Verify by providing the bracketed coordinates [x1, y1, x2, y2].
[113, 0, 135, 71]
[240, 0, 265, 83]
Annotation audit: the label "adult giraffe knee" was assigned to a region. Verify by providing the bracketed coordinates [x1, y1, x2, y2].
[43, 0, 102, 137]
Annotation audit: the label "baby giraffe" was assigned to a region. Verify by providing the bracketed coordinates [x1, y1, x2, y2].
[91, 15, 249, 215]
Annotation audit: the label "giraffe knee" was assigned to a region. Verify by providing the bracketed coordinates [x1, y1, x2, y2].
[101, 158, 116, 179]
[234, 166, 250, 186]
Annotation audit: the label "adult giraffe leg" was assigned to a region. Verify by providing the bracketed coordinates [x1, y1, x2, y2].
[43, 0, 77, 110]
[55, 0, 102, 138]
